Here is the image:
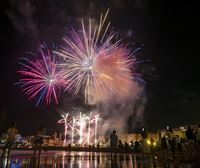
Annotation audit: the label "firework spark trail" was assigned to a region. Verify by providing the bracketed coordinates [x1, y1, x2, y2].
[93, 114, 100, 145]
[87, 112, 92, 145]
[58, 112, 101, 146]
[78, 112, 87, 145]
[54, 9, 138, 104]
[71, 117, 77, 144]
[58, 113, 71, 146]
[17, 46, 66, 106]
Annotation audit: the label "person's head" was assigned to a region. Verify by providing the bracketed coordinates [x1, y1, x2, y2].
[188, 126, 191, 130]
[11, 122, 16, 128]
[113, 130, 116, 134]
[198, 124, 200, 128]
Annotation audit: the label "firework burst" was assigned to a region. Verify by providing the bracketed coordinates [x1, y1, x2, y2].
[55, 10, 138, 104]
[17, 46, 66, 106]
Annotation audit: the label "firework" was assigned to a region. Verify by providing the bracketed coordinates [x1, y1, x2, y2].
[93, 114, 100, 145]
[17, 46, 66, 106]
[54, 9, 137, 104]
[58, 112, 101, 146]
[78, 112, 87, 145]
[58, 113, 70, 146]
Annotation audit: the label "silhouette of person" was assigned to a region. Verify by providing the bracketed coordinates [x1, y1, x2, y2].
[118, 139, 123, 148]
[110, 130, 118, 153]
[161, 135, 167, 151]
[196, 124, 200, 146]
[1, 122, 19, 158]
[33, 126, 44, 157]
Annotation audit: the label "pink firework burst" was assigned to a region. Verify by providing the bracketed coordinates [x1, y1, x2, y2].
[17, 46, 66, 106]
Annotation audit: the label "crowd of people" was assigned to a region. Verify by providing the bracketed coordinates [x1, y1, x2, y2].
[160, 125, 200, 154]
[109, 124, 200, 154]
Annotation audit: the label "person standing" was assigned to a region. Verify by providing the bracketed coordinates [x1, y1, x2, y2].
[186, 126, 195, 147]
[196, 124, 200, 146]
[110, 130, 118, 153]
[166, 127, 175, 153]
[175, 135, 182, 152]
[33, 126, 44, 157]
[1, 122, 19, 158]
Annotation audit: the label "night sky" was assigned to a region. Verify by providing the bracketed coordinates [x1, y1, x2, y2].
[0, 0, 199, 135]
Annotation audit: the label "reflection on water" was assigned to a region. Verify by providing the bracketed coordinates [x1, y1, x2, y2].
[1, 151, 197, 168]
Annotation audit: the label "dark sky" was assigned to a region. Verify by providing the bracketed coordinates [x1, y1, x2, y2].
[0, 0, 199, 134]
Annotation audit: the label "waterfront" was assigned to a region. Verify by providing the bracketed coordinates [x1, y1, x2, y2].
[1, 150, 200, 168]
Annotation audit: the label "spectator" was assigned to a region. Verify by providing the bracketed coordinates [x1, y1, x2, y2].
[161, 135, 168, 152]
[195, 124, 200, 146]
[186, 126, 194, 142]
[175, 135, 182, 152]
[186, 126, 195, 152]
[110, 130, 118, 152]
[130, 140, 134, 149]
[118, 139, 123, 148]
[134, 140, 140, 152]
[33, 126, 44, 157]
[1, 122, 19, 158]
[124, 141, 129, 151]
[166, 127, 174, 153]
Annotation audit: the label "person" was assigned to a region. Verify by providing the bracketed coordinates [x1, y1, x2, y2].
[124, 141, 129, 151]
[186, 126, 194, 143]
[130, 140, 134, 149]
[161, 135, 168, 152]
[166, 127, 174, 153]
[110, 130, 118, 152]
[134, 140, 140, 152]
[118, 139, 123, 148]
[195, 124, 200, 146]
[186, 126, 195, 153]
[175, 135, 182, 152]
[170, 137, 176, 154]
[33, 126, 44, 157]
[1, 122, 19, 158]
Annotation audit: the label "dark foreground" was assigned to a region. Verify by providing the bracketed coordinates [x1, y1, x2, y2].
[1, 149, 200, 168]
